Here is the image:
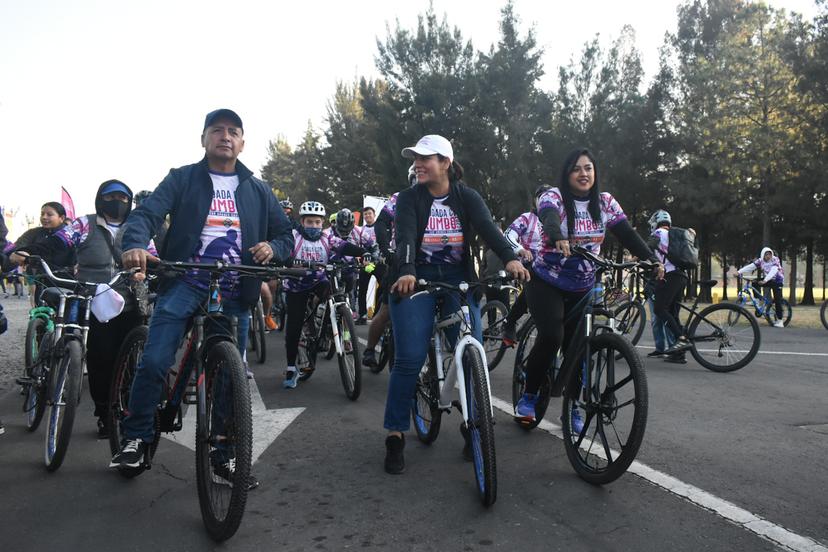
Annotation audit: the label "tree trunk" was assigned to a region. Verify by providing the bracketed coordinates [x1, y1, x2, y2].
[721, 254, 729, 301]
[699, 249, 712, 302]
[788, 249, 797, 306]
[801, 239, 814, 305]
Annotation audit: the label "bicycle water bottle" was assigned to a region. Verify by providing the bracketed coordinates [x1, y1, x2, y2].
[592, 282, 604, 306]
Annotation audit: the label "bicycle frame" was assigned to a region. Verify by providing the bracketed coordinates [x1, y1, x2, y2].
[736, 280, 773, 315]
[431, 303, 493, 422]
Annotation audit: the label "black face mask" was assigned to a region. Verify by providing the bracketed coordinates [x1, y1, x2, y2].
[101, 200, 129, 220]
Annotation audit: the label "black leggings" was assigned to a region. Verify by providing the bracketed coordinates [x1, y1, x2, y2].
[653, 271, 687, 339]
[87, 309, 142, 417]
[505, 288, 528, 328]
[284, 283, 329, 366]
[524, 275, 588, 395]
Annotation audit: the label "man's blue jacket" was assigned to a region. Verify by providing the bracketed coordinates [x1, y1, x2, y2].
[122, 157, 294, 306]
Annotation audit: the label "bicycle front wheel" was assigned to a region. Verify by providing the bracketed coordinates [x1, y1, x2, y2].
[480, 300, 509, 370]
[561, 332, 647, 485]
[44, 339, 83, 472]
[463, 345, 497, 506]
[336, 305, 361, 401]
[689, 303, 761, 372]
[612, 300, 646, 345]
[196, 341, 252, 542]
[297, 321, 318, 382]
[23, 318, 48, 431]
[764, 299, 792, 327]
[374, 325, 394, 374]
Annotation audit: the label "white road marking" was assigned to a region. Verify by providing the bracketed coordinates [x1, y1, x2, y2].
[163, 377, 304, 464]
[358, 332, 826, 549]
[489, 395, 828, 552]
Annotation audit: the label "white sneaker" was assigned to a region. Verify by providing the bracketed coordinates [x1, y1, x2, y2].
[773, 320, 784, 328]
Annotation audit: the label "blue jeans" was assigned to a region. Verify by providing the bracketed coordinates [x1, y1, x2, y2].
[384, 264, 482, 432]
[122, 279, 250, 443]
[647, 296, 675, 352]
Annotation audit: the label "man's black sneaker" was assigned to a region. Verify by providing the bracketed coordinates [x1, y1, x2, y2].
[109, 439, 146, 469]
[664, 353, 687, 364]
[212, 459, 259, 490]
[460, 423, 473, 461]
[664, 337, 692, 355]
[96, 417, 109, 440]
[384, 434, 405, 474]
[647, 350, 665, 358]
[362, 348, 378, 368]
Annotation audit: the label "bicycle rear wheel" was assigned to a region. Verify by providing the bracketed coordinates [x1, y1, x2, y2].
[612, 300, 646, 345]
[374, 325, 394, 374]
[196, 341, 252, 542]
[480, 300, 509, 370]
[511, 319, 550, 430]
[412, 347, 442, 444]
[821, 300, 828, 331]
[44, 339, 82, 472]
[561, 332, 647, 485]
[764, 299, 792, 327]
[297, 321, 318, 382]
[108, 325, 160, 478]
[23, 318, 48, 431]
[336, 305, 361, 400]
[689, 303, 760, 372]
[463, 345, 497, 506]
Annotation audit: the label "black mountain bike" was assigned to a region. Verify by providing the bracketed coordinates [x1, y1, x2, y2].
[512, 247, 651, 484]
[108, 260, 307, 542]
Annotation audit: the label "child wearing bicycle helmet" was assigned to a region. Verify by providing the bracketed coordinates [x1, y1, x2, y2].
[738, 247, 785, 327]
[281, 201, 369, 389]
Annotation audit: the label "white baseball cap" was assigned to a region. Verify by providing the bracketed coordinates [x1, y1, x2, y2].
[401, 134, 454, 162]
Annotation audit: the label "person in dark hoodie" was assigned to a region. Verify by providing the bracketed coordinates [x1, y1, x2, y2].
[14, 180, 149, 438]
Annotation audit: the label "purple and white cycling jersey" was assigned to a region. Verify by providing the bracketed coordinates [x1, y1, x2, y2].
[285, 229, 349, 292]
[505, 211, 543, 256]
[532, 187, 627, 292]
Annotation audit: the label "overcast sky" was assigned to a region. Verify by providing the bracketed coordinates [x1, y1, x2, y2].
[0, 0, 818, 228]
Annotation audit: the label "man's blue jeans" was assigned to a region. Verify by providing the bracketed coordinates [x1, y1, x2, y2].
[385, 264, 481, 432]
[122, 279, 249, 443]
[647, 296, 675, 352]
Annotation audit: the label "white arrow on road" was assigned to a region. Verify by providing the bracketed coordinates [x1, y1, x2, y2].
[163, 377, 304, 464]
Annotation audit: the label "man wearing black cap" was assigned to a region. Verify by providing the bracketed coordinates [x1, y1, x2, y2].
[113, 109, 294, 488]
[14, 179, 146, 437]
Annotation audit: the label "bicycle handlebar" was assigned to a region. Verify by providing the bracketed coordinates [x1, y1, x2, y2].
[152, 259, 311, 279]
[571, 245, 656, 272]
[26, 255, 138, 290]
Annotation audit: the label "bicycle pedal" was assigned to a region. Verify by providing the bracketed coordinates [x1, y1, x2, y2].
[15, 377, 35, 386]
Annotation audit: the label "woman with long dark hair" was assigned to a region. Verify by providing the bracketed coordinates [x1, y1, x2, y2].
[515, 148, 663, 424]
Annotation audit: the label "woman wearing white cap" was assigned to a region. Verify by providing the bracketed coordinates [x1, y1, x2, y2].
[382, 134, 530, 474]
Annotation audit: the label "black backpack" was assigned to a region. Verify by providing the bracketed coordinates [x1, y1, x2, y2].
[666, 227, 699, 270]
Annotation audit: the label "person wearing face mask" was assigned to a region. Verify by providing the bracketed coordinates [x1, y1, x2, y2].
[14, 180, 153, 438]
[281, 201, 369, 389]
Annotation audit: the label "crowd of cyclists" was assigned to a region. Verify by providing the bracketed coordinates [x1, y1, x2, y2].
[0, 106, 793, 487]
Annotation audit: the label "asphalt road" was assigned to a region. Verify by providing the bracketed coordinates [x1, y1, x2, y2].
[0, 307, 826, 551]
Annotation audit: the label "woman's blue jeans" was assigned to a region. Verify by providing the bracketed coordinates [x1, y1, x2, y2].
[384, 264, 482, 432]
